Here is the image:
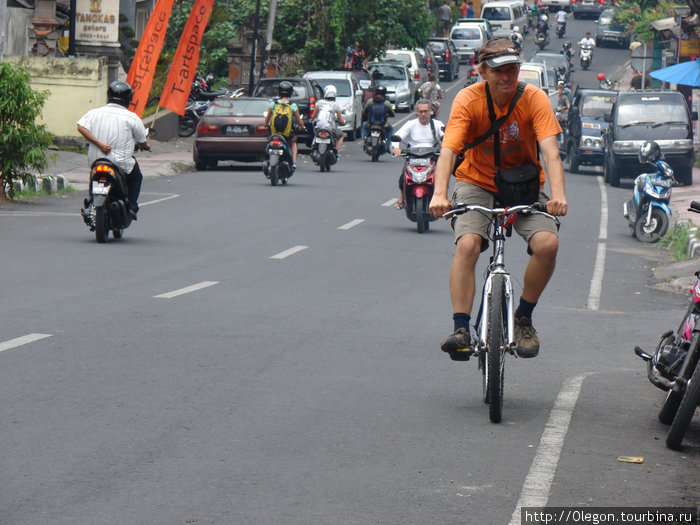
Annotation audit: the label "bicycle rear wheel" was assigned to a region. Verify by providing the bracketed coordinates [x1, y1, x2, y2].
[486, 274, 506, 423]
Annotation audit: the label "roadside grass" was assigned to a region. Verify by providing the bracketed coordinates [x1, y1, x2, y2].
[661, 221, 697, 261]
[15, 185, 78, 200]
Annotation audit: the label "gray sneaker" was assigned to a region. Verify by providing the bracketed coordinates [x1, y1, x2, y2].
[440, 327, 473, 361]
[514, 317, 540, 358]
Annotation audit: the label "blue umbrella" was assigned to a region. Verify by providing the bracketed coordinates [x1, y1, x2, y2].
[648, 58, 700, 87]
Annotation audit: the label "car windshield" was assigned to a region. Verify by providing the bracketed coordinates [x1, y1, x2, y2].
[370, 65, 406, 81]
[205, 98, 269, 117]
[382, 53, 412, 67]
[580, 94, 616, 119]
[617, 97, 688, 127]
[429, 41, 446, 52]
[313, 79, 352, 97]
[451, 28, 480, 39]
[482, 7, 510, 20]
[532, 55, 566, 68]
[518, 69, 541, 88]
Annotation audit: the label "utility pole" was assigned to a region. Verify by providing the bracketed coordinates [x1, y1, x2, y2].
[248, 0, 261, 95]
[68, 0, 76, 56]
[261, 0, 278, 78]
[0, 0, 7, 60]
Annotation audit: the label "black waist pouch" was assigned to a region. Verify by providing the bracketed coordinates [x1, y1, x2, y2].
[494, 163, 540, 207]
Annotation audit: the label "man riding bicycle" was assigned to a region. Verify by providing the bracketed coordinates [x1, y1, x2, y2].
[429, 39, 567, 361]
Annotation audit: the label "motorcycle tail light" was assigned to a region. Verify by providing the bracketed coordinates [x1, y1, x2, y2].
[415, 71, 419, 80]
[95, 164, 115, 176]
[271, 139, 283, 147]
[319, 131, 330, 138]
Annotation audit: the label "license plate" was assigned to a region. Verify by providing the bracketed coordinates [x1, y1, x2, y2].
[92, 182, 109, 195]
[226, 125, 250, 135]
[409, 158, 430, 166]
[371, 131, 380, 137]
[316, 138, 331, 144]
[269, 149, 284, 155]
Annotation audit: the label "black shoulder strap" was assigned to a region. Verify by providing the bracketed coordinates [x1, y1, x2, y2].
[429, 117, 439, 146]
[462, 81, 526, 156]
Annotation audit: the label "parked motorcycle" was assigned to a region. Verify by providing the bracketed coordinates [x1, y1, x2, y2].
[579, 44, 593, 70]
[363, 123, 388, 162]
[179, 99, 209, 137]
[262, 134, 294, 186]
[622, 140, 674, 243]
[394, 140, 440, 234]
[556, 21, 565, 38]
[80, 135, 151, 243]
[310, 125, 338, 172]
[635, 200, 700, 449]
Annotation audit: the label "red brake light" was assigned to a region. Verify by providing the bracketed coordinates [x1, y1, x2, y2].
[95, 164, 114, 176]
[197, 124, 219, 135]
[319, 131, 330, 138]
[271, 139, 282, 147]
[445, 49, 450, 61]
[255, 125, 268, 135]
[309, 95, 316, 114]
[415, 71, 419, 79]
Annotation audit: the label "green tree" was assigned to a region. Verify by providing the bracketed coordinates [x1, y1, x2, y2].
[0, 62, 54, 201]
[613, 0, 680, 42]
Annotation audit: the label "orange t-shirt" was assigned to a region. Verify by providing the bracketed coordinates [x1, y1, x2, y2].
[442, 82, 562, 193]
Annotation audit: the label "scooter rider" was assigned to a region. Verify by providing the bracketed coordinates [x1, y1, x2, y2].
[361, 86, 395, 147]
[265, 80, 305, 171]
[510, 25, 524, 51]
[554, 8, 568, 35]
[561, 40, 574, 70]
[391, 99, 445, 209]
[77, 80, 150, 220]
[312, 85, 347, 151]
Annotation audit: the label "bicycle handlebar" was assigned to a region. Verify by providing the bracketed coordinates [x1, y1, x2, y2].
[443, 201, 551, 220]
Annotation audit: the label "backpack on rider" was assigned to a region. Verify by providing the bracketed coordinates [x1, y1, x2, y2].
[368, 96, 387, 126]
[270, 100, 294, 137]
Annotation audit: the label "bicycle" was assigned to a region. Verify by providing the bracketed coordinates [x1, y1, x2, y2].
[443, 201, 558, 423]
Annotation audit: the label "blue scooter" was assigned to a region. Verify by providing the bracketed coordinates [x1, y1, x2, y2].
[623, 140, 675, 243]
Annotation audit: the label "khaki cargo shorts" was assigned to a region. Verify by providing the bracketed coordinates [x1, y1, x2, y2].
[451, 181, 559, 250]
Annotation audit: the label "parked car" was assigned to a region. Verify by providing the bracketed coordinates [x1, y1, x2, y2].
[379, 49, 429, 90]
[427, 37, 460, 81]
[529, 51, 571, 83]
[571, 0, 609, 19]
[336, 68, 376, 103]
[251, 77, 323, 147]
[454, 17, 495, 38]
[602, 89, 697, 186]
[449, 25, 487, 63]
[560, 88, 617, 172]
[192, 97, 269, 170]
[595, 8, 630, 48]
[518, 62, 558, 110]
[303, 70, 364, 140]
[368, 62, 415, 111]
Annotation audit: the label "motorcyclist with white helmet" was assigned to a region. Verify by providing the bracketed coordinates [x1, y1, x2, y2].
[312, 85, 347, 151]
[510, 25, 524, 51]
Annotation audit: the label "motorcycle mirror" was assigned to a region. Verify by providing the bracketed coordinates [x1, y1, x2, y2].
[390, 135, 402, 142]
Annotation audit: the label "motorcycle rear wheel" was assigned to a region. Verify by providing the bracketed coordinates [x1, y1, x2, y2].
[95, 206, 109, 243]
[666, 361, 700, 449]
[179, 116, 197, 137]
[270, 165, 279, 186]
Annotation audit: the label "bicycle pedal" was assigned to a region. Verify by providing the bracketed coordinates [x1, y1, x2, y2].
[449, 348, 472, 361]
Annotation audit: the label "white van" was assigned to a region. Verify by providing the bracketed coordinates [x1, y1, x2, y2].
[480, 1, 529, 38]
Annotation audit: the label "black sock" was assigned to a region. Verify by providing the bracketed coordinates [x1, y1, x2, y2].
[453, 313, 470, 333]
[515, 298, 537, 320]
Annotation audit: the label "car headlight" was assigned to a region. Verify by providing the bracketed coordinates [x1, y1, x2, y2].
[580, 135, 602, 150]
[657, 139, 693, 150]
[612, 140, 643, 153]
[644, 180, 671, 199]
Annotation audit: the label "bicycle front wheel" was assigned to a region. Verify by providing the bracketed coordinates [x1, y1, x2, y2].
[486, 274, 506, 423]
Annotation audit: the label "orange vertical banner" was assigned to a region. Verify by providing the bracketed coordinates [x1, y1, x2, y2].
[126, 0, 175, 117]
[159, 0, 215, 116]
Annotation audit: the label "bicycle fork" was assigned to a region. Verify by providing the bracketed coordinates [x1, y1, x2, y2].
[476, 270, 517, 355]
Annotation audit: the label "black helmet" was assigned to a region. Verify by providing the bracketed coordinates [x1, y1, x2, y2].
[376, 86, 387, 97]
[278, 81, 293, 98]
[108, 81, 133, 108]
[638, 140, 661, 164]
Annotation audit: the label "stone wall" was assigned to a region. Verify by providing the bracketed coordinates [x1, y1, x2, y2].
[4, 55, 108, 137]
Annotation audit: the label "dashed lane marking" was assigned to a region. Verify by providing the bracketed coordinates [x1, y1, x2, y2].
[338, 219, 365, 230]
[0, 333, 52, 353]
[154, 281, 220, 299]
[269, 245, 309, 260]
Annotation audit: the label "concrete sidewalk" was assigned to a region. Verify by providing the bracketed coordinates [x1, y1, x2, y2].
[40, 135, 195, 191]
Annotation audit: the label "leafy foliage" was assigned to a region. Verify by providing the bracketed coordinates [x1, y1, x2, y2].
[0, 62, 54, 200]
[613, 0, 680, 43]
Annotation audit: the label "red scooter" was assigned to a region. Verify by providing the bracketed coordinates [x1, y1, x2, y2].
[396, 143, 441, 233]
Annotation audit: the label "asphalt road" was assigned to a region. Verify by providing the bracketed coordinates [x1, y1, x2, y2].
[0, 18, 699, 525]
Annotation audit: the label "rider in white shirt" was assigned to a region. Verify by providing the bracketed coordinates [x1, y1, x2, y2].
[555, 8, 568, 33]
[578, 32, 596, 48]
[312, 85, 346, 150]
[391, 99, 444, 209]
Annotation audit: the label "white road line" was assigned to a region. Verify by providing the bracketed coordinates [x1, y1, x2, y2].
[139, 193, 179, 206]
[587, 177, 608, 311]
[382, 198, 398, 207]
[269, 245, 309, 259]
[338, 219, 365, 230]
[0, 333, 52, 353]
[0, 193, 178, 217]
[508, 373, 589, 525]
[154, 281, 220, 299]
